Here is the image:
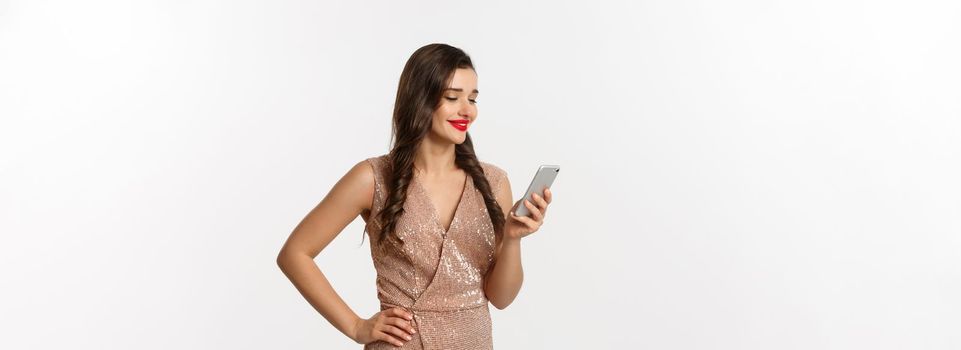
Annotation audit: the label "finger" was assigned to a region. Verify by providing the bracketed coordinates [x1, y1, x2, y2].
[510, 199, 534, 220]
[532, 195, 549, 217]
[381, 324, 413, 342]
[388, 316, 417, 335]
[532, 192, 548, 209]
[523, 199, 543, 221]
[544, 188, 552, 204]
[390, 307, 413, 321]
[510, 210, 538, 229]
[375, 331, 406, 347]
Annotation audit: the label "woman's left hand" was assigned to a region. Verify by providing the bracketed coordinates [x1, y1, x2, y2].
[504, 188, 552, 240]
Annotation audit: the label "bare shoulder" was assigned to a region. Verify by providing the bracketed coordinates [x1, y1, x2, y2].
[319, 157, 377, 216]
[344, 157, 377, 212]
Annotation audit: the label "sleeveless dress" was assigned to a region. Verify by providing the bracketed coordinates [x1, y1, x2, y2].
[361, 154, 508, 350]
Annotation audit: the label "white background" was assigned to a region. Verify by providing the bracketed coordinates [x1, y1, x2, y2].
[2, 0, 959, 349]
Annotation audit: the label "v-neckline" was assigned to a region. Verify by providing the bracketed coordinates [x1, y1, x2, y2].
[413, 170, 470, 237]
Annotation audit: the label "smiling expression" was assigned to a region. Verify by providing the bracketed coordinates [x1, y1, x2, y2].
[430, 68, 478, 144]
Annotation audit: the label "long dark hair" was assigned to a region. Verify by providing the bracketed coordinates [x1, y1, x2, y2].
[367, 43, 506, 246]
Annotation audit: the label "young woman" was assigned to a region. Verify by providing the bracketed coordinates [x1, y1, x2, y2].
[276, 43, 553, 349]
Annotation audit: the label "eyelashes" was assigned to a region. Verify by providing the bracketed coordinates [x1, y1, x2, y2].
[445, 97, 477, 104]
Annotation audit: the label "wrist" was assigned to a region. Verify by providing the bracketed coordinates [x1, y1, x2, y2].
[348, 315, 363, 343]
[501, 236, 522, 247]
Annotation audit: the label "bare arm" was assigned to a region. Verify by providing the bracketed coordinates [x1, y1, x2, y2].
[484, 172, 524, 310]
[483, 168, 553, 310]
[276, 160, 373, 340]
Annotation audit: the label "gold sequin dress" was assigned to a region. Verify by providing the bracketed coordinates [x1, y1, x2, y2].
[361, 154, 507, 350]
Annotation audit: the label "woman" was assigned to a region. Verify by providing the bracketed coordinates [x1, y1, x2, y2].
[276, 43, 553, 349]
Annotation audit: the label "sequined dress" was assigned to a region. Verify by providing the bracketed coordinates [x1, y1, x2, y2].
[361, 154, 507, 350]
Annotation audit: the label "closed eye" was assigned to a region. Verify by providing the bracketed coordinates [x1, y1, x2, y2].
[445, 97, 477, 104]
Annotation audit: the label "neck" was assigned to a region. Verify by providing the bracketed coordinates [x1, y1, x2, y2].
[413, 135, 458, 177]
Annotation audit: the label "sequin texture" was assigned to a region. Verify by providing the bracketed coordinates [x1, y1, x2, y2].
[361, 154, 507, 350]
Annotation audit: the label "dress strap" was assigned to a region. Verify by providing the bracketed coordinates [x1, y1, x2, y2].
[365, 155, 390, 230]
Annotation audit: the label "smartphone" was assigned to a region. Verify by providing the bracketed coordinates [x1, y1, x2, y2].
[513, 164, 560, 218]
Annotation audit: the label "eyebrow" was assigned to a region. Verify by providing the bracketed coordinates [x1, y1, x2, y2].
[444, 88, 479, 94]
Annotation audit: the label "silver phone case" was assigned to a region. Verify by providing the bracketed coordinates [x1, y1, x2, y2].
[514, 164, 560, 218]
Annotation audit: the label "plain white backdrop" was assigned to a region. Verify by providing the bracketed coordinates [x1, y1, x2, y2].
[2, 0, 959, 349]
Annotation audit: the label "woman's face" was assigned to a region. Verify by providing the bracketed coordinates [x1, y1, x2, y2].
[429, 68, 478, 145]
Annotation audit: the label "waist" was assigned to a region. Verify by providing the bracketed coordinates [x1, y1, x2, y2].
[380, 301, 489, 314]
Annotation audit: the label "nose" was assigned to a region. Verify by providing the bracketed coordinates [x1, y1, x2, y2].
[458, 101, 474, 118]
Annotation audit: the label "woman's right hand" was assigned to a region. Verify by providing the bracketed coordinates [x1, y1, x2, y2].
[351, 308, 418, 347]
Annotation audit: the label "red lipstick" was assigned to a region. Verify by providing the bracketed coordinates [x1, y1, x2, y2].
[448, 119, 468, 132]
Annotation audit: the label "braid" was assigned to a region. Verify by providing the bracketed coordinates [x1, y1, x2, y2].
[373, 146, 418, 246]
[455, 135, 506, 242]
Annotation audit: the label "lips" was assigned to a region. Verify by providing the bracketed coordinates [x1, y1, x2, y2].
[448, 119, 469, 131]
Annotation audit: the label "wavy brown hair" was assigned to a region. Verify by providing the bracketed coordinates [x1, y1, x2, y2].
[364, 43, 506, 247]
